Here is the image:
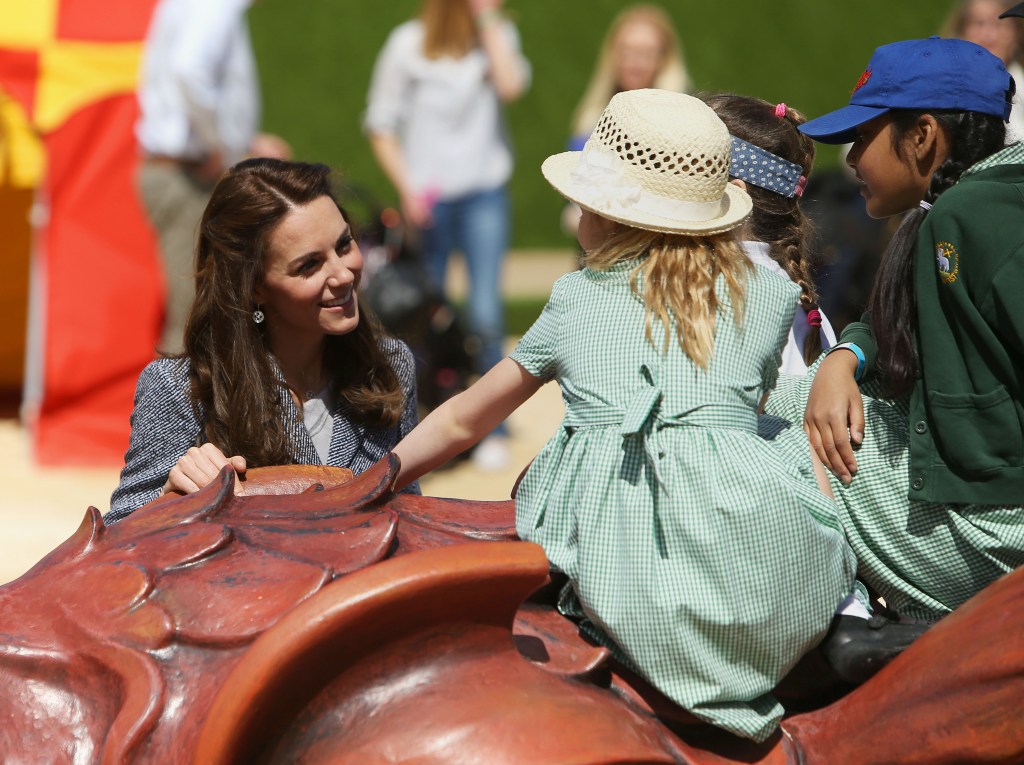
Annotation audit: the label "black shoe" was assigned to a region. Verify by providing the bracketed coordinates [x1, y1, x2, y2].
[820, 614, 931, 685]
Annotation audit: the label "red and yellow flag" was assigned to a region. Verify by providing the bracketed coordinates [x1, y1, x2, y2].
[0, 0, 162, 465]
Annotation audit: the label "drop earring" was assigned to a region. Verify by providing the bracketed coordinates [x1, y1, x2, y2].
[253, 307, 265, 324]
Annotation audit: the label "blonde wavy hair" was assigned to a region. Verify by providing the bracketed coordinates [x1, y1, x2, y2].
[571, 5, 690, 139]
[420, 0, 479, 60]
[582, 225, 750, 369]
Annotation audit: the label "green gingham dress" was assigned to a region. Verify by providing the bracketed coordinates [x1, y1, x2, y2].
[762, 146, 1024, 624]
[766, 360, 1024, 623]
[510, 260, 856, 742]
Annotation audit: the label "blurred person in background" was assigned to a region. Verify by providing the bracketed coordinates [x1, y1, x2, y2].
[568, 4, 690, 151]
[562, 4, 689, 237]
[137, 0, 291, 355]
[942, 0, 1024, 140]
[364, 0, 530, 471]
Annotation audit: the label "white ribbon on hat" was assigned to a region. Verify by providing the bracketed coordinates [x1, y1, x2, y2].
[569, 143, 725, 223]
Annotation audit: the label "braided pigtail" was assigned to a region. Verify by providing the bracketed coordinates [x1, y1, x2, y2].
[868, 108, 1007, 396]
[774, 201, 823, 365]
[703, 94, 823, 365]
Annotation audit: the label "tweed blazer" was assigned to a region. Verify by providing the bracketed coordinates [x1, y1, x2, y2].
[107, 337, 420, 521]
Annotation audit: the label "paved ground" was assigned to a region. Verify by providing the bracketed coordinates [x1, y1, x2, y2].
[0, 249, 577, 585]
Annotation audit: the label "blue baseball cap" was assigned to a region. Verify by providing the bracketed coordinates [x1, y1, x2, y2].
[800, 37, 1013, 145]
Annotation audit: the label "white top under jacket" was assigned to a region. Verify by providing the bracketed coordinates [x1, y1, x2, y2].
[743, 240, 837, 376]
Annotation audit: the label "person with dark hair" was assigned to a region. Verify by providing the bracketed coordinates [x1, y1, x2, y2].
[765, 37, 1024, 625]
[704, 94, 834, 374]
[108, 158, 420, 520]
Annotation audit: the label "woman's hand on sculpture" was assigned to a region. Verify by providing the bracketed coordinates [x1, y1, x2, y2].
[163, 443, 247, 496]
[804, 350, 864, 486]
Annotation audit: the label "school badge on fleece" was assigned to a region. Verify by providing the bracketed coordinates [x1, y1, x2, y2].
[936, 241, 959, 284]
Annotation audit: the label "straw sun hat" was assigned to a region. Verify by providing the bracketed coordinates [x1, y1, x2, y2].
[542, 89, 752, 235]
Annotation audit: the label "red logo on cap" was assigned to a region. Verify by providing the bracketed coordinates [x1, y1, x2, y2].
[852, 68, 872, 94]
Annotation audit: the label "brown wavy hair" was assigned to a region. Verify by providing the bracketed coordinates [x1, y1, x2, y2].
[582, 225, 750, 369]
[703, 92, 823, 366]
[181, 158, 404, 467]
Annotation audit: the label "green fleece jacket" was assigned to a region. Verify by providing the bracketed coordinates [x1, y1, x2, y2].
[841, 150, 1024, 505]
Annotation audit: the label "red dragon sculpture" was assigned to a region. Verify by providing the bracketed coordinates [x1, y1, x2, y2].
[1, 456, 1022, 764]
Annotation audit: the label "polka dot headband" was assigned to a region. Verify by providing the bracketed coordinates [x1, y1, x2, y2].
[729, 136, 807, 198]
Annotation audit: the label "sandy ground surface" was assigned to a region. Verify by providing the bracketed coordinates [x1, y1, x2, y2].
[0, 249, 577, 585]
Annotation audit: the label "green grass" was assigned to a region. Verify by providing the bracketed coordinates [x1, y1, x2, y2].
[444, 296, 548, 337]
[249, 1, 951, 249]
[448, 296, 547, 338]
[503, 295, 548, 337]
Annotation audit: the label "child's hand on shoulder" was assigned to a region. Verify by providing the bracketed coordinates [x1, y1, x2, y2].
[804, 352, 864, 485]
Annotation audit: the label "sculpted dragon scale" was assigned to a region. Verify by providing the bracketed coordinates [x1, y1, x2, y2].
[1, 456, 1022, 764]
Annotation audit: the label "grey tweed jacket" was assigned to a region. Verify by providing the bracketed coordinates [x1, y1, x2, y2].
[107, 337, 421, 521]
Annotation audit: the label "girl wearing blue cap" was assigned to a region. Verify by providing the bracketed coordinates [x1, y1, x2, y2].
[767, 36, 1024, 624]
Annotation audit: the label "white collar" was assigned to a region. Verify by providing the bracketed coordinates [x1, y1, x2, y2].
[742, 240, 791, 283]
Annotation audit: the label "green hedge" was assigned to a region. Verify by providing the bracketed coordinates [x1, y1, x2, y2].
[250, 1, 950, 248]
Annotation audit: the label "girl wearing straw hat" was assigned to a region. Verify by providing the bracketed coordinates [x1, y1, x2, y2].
[392, 89, 857, 742]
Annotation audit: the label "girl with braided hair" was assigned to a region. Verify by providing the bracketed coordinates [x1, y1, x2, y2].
[704, 93, 833, 374]
[765, 37, 1024, 626]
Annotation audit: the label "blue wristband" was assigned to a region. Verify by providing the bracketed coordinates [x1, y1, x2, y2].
[830, 342, 866, 381]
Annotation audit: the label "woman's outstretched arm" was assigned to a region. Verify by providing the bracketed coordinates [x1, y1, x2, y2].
[392, 358, 543, 489]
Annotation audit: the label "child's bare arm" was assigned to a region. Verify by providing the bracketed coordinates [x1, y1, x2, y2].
[392, 358, 544, 489]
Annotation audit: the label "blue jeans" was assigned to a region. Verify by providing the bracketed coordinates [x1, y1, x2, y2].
[420, 185, 509, 436]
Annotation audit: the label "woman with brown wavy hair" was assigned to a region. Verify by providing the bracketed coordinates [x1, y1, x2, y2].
[108, 158, 420, 520]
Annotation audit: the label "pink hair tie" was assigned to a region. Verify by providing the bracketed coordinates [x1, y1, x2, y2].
[794, 175, 808, 198]
[807, 309, 822, 328]
[774, 102, 788, 118]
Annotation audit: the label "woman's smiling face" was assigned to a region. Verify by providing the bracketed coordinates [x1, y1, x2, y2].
[254, 195, 363, 350]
